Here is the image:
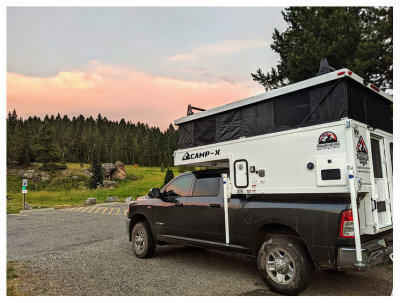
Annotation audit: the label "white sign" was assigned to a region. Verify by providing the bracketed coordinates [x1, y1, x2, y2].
[22, 179, 28, 187]
[22, 189, 28, 194]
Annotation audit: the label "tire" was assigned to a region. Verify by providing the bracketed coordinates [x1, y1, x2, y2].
[131, 221, 156, 258]
[257, 236, 313, 295]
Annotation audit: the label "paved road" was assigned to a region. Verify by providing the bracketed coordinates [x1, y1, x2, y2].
[7, 203, 392, 296]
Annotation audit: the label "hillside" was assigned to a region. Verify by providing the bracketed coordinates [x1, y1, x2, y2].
[6, 163, 180, 214]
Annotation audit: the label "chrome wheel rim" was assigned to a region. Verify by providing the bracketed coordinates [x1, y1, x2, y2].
[266, 248, 295, 284]
[134, 227, 146, 254]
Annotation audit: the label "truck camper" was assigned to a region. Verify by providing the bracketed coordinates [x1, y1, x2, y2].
[127, 61, 393, 295]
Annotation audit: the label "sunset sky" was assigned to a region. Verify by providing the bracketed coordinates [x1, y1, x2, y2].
[7, 7, 287, 130]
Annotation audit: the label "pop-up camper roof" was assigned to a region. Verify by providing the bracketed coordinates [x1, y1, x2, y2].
[175, 68, 393, 149]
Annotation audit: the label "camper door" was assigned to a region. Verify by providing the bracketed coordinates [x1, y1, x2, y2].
[353, 125, 393, 234]
[369, 134, 393, 229]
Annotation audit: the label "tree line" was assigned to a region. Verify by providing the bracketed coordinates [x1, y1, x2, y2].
[7, 110, 178, 168]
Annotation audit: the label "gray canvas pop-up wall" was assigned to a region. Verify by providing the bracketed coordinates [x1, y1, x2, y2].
[177, 77, 392, 149]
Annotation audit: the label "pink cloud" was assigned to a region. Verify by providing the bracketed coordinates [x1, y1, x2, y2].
[7, 62, 253, 130]
[165, 39, 266, 62]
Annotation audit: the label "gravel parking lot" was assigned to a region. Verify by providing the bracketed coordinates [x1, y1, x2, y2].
[7, 204, 393, 296]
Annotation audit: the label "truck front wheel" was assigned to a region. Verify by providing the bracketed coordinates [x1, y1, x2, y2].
[257, 236, 313, 295]
[131, 221, 156, 258]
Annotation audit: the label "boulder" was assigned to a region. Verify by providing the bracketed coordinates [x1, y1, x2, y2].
[72, 175, 79, 180]
[22, 170, 35, 179]
[83, 168, 93, 177]
[102, 163, 116, 179]
[24, 202, 32, 210]
[85, 197, 97, 205]
[33, 171, 50, 182]
[105, 196, 119, 202]
[111, 161, 126, 180]
[102, 180, 117, 188]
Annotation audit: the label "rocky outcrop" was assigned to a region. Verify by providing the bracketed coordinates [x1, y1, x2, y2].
[111, 161, 126, 180]
[21, 170, 35, 179]
[24, 202, 32, 210]
[83, 161, 126, 180]
[102, 163, 116, 179]
[19, 170, 50, 182]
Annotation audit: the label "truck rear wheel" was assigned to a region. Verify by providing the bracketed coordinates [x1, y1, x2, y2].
[131, 221, 156, 258]
[257, 236, 313, 295]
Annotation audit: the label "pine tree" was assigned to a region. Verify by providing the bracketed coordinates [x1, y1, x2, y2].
[89, 148, 103, 189]
[163, 168, 174, 186]
[252, 7, 393, 91]
[32, 121, 62, 169]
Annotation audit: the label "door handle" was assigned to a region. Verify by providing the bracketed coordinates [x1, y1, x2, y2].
[209, 204, 220, 208]
[371, 199, 377, 211]
[175, 203, 184, 207]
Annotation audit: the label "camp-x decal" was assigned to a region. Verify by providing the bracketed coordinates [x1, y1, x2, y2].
[317, 131, 340, 150]
[356, 136, 369, 166]
[182, 149, 221, 161]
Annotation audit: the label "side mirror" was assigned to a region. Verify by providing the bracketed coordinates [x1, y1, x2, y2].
[148, 188, 161, 198]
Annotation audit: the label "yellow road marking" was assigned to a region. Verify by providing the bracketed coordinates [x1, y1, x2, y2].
[108, 208, 114, 215]
[116, 208, 120, 215]
[102, 208, 108, 214]
[88, 207, 96, 213]
[94, 207, 102, 213]
[75, 207, 84, 212]
[124, 209, 127, 215]
[81, 207, 90, 212]
[68, 208, 76, 211]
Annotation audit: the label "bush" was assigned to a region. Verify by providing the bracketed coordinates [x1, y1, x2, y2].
[163, 168, 174, 186]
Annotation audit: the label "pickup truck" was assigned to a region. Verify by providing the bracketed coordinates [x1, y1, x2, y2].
[126, 169, 393, 295]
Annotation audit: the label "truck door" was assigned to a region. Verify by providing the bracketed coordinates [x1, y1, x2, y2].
[184, 175, 225, 243]
[370, 135, 392, 229]
[152, 174, 194, 237]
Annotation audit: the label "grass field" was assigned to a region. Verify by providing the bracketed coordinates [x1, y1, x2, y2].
[6, 163, 180, 214]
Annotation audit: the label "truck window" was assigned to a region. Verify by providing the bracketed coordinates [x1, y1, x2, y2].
[164, 175, 193, 197]
[192, 177, 220, 197]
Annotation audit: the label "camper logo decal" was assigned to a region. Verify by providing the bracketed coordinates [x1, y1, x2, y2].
[317, 131, 340, 150]
[182, 149, 221, 161]
[356, 136, 369, 166]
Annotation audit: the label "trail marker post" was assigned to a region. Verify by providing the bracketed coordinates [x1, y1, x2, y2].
[22, 179, 28, 210]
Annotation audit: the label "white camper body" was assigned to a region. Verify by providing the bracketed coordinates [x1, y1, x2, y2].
[174, 118, 393, 236]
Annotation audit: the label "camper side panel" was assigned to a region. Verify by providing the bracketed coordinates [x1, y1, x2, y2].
[175, 121, 351, 194]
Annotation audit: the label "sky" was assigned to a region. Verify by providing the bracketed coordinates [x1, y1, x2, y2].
[7, 7, 287, 130]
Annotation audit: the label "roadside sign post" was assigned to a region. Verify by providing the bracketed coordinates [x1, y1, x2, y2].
[135, 163, 137, 175]
[22, 179, 28, 210]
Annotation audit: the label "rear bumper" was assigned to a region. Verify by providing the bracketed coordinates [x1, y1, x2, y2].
[337, 231, 393, 271]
